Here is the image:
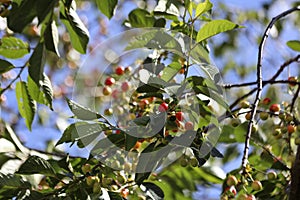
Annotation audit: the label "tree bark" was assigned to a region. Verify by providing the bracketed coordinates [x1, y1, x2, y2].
[290, 145, 300, 200]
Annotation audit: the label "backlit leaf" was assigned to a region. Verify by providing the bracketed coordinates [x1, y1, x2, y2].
[95, 0, 118, 19]
[0, 37, 29, 59]
[196, 19, 241, 42]
[60, 2, 90, 54]
[15, 81, 36, 131]
[287, 40, 300, 52]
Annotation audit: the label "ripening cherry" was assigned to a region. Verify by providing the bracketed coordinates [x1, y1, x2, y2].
[81, 164, 91, 174]
[267, 171, 277, 180]
[175, 112, 184, 121]
[262, 97, 271, 105]
[125, 66, 132, 74]
[231, 118, 240, 127]
[245, 112, 251, 120]
[288, 76, 297, 86]
[259, 112, 269, 120]
[287, 124, 296, 134]
[251, 180, 262, 191]
[102, 86, 112, 96]
[139, 99, 149, 109]
[269, 103, 280, 112]
[184, 121, 194, 130]
[189, 157, 198, 167]
[158, 102, 168, 112]
[295, 137, 300, 145]
[238, 194, 256, 200]
[224, 186, 237, 196]
[121, 81, 130, 92]
[86, 176, 99, 186]
[111, 89, 119, 98]
[226, 175, 238, 186]
[93, 182, 102, 194]
[104, 108, 113, 116]
[179, 68, 185, 74]
[115, 66, 124, 75]
[180, 157, 188, 167]
[134, 141, 142, 149]
[120, 188, 129, 198]
[246, 195, 256, 200]
[240, 101, 250, 108]
[104, 77, 115, 86]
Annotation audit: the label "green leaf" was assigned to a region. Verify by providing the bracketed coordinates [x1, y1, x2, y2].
[133, 116, 150, 126]
[108, 192, 124, 200]
[0, 37, 30, 59]
[196, 19, 241, 42]
[36, 0, 57, 24]
[15, 81, 36, 131]
[7, 0, 37, 32]
[27, 75, 53, 110]
[29, 42, 46, 86]
[287, 40, 300, 52]
[60, 2, 90, 54]
[44, 20, 60, 56]
[0, 173, 31, 189]
[154, 0, 180, 16]
[95, 0, 118, 19]
[0, 60, 14, 74]
[195, 0, 213, 18]
[161, 62, 182, 82]
[66, 98, 104, 120]
[125, 30, 183, 56]
[211, 147, 224, 158]
[56, 122, 104, 146]
[190, 43, 210, 63]
[17, 156, 56, 176]
[128, 8, 156, 28]
[28, 43, 53, 109]
[141, 182, 164, 200]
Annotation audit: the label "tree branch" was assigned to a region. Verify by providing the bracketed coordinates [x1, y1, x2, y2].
[241, 6, 300, 174]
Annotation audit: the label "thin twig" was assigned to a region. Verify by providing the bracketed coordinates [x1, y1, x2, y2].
[290, 85, 300, 113]
[0, 65, 27, 96]
[224, 54, 300, 110]
[241, 6, 300, 174]
[223, 78, 300, 88]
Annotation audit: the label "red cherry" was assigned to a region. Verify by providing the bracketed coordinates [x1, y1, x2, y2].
[139, 99, 149, 109]
[134, 141, 142, 149]
[262, 97, 271, 105]
[175, 112, 184, 121]
[121, 82, 130, 92]
[269, 104, 280, 112]
[288, 76, 297, 86]
[224, 186, 237, 196]
[115, 66, 124, 75]
[158, 102, 168, 112]
[164, 130, 169, 137]
[120, 188, 129, 198]
[105, 77, 115, 86]
[111, 89, 119, 98]
[184, 121, 194, 130]
[179, 68, 185, 74]
[287, 124, 296, 134]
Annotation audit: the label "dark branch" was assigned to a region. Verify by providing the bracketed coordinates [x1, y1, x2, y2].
[241, 6, 300, 174]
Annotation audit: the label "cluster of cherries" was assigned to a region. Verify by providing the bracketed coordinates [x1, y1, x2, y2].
[101, 65, 196, 144]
